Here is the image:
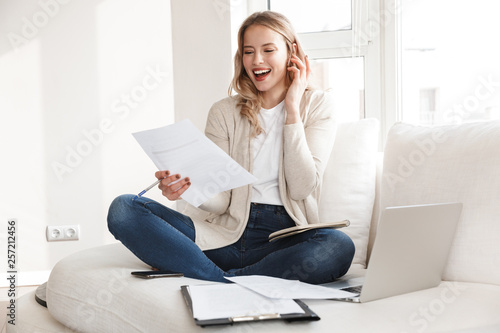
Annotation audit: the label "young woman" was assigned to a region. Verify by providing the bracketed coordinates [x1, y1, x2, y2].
[107, 11, 355, 284]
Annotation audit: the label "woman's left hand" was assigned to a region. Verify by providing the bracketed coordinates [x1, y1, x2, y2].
[285, 52, 311, 124]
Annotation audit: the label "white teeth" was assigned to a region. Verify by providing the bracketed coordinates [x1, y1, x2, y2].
[254, 69, 271, 75]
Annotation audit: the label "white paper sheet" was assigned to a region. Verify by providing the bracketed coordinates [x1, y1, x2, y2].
[132, 119, 256, 207]
[225, 275, 356, 299]
[188, 284, 304, 321]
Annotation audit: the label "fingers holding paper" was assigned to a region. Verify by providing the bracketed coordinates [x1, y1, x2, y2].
[155, 170, 191, 201]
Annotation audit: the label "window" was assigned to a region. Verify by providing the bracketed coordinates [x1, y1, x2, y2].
[269, 0, 352, 33]
[309, 57, 365, 122]
[244, 0, 500, 145]
[419, 88, 439, 125]
[263, 0, 379, 123]
[399, 0, 500, 125]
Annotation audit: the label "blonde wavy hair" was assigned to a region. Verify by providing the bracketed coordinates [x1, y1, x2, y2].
[228, 11, 308, 137]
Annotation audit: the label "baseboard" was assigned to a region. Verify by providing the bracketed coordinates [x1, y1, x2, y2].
[1, 270, 51, 287]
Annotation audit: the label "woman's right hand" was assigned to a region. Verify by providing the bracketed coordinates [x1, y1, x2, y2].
[155, 170, 191, 201]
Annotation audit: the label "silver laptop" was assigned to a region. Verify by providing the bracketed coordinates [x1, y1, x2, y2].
[324, 202, 463, 303]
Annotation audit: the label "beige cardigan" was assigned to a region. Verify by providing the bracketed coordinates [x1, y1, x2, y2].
[183, 90, 337, 250]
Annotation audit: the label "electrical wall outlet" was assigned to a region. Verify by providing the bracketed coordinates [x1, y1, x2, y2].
[46, 225, 80, 242]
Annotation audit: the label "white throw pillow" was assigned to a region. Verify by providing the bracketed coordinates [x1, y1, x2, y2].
[381, 121, 500, 285]
[319, 119, 379, 267]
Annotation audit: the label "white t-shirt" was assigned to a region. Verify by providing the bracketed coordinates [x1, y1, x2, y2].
[251, 100, 285, 205]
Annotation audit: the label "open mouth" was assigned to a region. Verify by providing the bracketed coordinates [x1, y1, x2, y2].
[253, 69, 271, 81]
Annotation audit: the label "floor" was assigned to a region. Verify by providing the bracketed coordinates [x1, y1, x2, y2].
[0, 286, 39, 333]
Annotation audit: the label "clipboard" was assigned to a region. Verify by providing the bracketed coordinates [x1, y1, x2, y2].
[180, 285, 320, 327]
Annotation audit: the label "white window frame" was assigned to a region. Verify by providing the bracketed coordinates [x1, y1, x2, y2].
[380, 0, 402, 145]
[248, 0, 385, 147]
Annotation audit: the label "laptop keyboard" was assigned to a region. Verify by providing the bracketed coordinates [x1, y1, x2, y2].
[341, 285, 363, 294]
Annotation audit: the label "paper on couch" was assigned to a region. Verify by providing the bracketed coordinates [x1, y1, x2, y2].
[225, 275, 356, 299]
[132, 119, 256, 207]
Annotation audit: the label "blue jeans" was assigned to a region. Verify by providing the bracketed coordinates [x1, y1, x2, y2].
[107, 194, 355, 284]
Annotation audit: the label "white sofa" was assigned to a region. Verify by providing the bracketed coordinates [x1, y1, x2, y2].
[7, 119, 500, 333]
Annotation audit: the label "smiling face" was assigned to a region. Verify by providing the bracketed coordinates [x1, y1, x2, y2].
[242, 24, 290, 106]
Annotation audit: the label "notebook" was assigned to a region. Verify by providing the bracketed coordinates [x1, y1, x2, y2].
[323, 202, 463, 303]
[268, 219, 350, 242]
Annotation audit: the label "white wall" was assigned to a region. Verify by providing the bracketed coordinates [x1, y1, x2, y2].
[170, 0, 236, 131]
[0, 0, 246, 286]
[0, 0, 175, 285]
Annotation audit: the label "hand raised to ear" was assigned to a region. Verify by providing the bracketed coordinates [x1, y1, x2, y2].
[285, 44, 310, 124]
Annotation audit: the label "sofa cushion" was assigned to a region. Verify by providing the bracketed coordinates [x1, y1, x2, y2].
[381, 121, 500, 285]
[44, 243, 500, 333]
[319, 119, 379, 267]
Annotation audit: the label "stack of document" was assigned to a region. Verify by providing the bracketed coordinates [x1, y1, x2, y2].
[186, 284, 304, 321]
[182, 275, 356, 326]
